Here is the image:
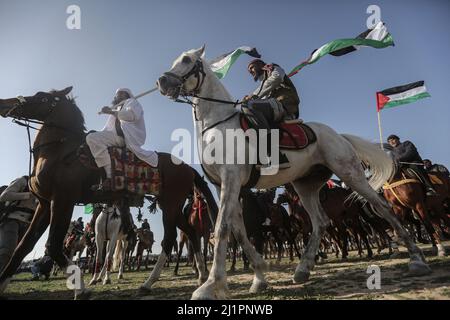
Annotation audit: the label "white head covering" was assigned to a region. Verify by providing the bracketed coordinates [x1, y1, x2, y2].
[115, 88, 134, 98]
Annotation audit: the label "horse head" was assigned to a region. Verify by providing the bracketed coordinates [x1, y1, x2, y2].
[157, 45, 206, 99]
[0, 87, 72, 120]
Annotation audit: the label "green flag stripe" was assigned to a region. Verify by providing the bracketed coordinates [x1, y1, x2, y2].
[288, 34, 394, 76]
[383, 92, 431, 110]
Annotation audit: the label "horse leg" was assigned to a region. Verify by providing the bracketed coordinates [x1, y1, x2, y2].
[99, 240, 112, 285]
[89, 230, 104, 285]
[0, 201, 50, 294]
[291, 178, 330, 283]
[118, 239, 127, 279]
[178, 217, 207, 284]
[203, 236, 209, 273]
[340, 172, 431, 275]
[47, 200, 89, 299]
[228, 202, 268, 294]
[414, 203, 446, 256]
[192, 181, 239, 300]
[139, 213, 177, 292]
[174, 238, 184, 276]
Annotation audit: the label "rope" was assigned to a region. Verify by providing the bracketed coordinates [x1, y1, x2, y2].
[383, 178, 421, 207]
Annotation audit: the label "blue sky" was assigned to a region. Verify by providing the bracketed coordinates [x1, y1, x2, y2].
[0, 0, 449, 260]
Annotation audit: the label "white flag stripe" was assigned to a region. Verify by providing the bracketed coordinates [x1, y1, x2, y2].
[386, 85, 428, 102]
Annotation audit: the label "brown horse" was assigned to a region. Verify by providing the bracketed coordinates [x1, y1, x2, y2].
[134, 228, 155, 271]
[383, 168, 447, 256]
[0, 87, 218, 299]
[280, 183, 374, 259]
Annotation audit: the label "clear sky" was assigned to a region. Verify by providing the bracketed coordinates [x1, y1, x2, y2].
[0, 0, 449, 260]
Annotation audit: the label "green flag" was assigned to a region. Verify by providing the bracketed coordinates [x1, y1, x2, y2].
[84, 204, 93, 214]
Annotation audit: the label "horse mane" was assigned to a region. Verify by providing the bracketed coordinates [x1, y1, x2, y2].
[65, 95, 87, 132]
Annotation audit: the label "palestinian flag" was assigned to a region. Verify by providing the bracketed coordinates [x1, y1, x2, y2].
[288, 21, 394, 77]
[209, 46, 261, 79]
[376, 81, 431, 112]
[84, 203, 93, 214]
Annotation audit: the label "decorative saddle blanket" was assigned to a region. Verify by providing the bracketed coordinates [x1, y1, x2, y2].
[239, 115, 316, 149]
[109, 147, 160, 196]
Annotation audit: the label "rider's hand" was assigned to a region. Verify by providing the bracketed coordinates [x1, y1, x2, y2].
[242, 95, 251, 102]
[100, 106, 113, 114]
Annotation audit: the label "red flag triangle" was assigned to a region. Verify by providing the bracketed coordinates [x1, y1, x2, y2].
[376, 92, 390, 112]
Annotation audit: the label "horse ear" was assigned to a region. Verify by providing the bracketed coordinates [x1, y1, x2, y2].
[58, 86, 73, 96]
[195, 44, 206, 59]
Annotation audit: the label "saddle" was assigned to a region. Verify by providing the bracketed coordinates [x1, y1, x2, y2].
[240, 114, 316, 149]
[77, 144, 161, 196]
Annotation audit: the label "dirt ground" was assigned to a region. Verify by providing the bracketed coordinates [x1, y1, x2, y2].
[4, 241, 450, 300]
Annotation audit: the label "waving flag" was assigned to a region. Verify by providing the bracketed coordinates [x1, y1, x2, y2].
[209, 46, 261, 79]
[84, 204, 93, 214]
[376, 81, 430, 112]
[288, 22, 394, 77]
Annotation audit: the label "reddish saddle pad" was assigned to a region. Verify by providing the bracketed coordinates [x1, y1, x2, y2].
[240, 114, 316, 149]
[108, 147, 160, 195]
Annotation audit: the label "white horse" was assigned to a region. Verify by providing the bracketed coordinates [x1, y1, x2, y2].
[156, 46, 431, 299]
[89, 205, 129, 285]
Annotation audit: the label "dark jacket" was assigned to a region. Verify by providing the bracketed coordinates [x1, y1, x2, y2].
[428, 164, 450, 176]
[391, 141, 422, 163]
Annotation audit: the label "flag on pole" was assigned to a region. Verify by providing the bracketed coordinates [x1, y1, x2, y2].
[209, 46, 261, 79]
[376, 81, 431, 112]
[84, 203, 93, 214]
[287, 21, 394, 77]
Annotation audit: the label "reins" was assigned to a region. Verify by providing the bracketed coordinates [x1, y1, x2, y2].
[173, 94, 242, 135]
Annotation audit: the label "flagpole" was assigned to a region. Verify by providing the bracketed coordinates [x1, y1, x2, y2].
[377, 111, 384, 150]
[376, 92, 384, 150]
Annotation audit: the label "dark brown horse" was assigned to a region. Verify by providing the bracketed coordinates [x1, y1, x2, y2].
[280, 183, 374, 259]
[135, 228, 154, 271]
[383, 168, 447, 256]
[174, 189, 214, 276]
[0, 87, 218, 299]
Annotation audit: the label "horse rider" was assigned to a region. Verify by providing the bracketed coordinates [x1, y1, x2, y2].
[31, 252, 54, 281]
[0, 175, 38, 273]
[86, 88, 158, 191]
[141, 219, 150, 231]
[242, 59, 300, 170]
[387, 134, 437, 196]
[65, 217, 85, 249]
[423, 159, 450, 177]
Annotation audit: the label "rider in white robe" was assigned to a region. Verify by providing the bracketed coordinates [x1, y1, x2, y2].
[86, 88, 158, 187]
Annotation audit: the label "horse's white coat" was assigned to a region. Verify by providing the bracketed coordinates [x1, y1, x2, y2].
[159, 47, 431, 300]
[89, 205, 128, 285]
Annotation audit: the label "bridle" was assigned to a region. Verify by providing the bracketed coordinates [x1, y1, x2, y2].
[163, 59, 206, 97]
[163, 58, 243, 134]
[4, 94, 80, 177]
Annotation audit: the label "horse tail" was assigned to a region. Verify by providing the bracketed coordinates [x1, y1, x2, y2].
[341, 134, 395, 191]
[112, 239, 123, 271]
[192, 168, 218, 225]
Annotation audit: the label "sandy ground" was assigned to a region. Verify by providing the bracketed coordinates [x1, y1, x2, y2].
[3, 241, 450, 300]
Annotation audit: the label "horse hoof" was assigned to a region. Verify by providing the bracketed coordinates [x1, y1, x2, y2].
[137, 286, 152, 296]
[408, 260, 432, 277]
[118, 274, 124, 280]
[191, 291, 215, 300]
[249, 279, 268, 293]
[293, 271, 310, 283]
[198, 277, 208, 285]
[437, 245, 447, 257]
[0, 278, 11, 294]
[74, 289, 92, 300]
[103, 279, 111, 285]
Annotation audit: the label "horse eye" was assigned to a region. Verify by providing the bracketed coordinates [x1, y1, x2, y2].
[42, 97, 48, 102]
[182, 56, 192, 64]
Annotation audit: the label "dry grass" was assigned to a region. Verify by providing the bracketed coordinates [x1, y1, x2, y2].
[4, 241, 450, 300]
